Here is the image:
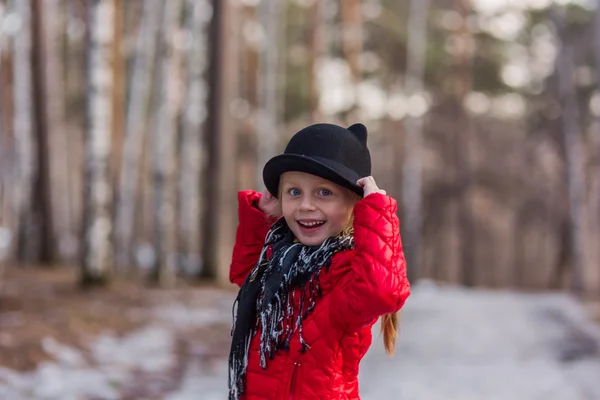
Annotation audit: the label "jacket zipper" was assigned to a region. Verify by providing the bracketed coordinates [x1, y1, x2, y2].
[289, 362, 300, 399]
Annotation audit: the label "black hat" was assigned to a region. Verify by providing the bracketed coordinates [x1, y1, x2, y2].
[263, 123, 371, 197]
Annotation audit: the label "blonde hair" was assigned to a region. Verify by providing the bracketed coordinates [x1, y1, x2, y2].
[381, 313, 399, 356]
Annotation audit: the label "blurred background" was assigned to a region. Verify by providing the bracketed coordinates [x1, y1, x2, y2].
[0, 0, 600, 398]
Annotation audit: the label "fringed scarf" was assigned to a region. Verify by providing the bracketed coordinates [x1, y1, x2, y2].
[228, 218, 354, 400]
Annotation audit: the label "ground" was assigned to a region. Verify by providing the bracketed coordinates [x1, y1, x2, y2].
[1, 267, 600, 399]
[0, 267, 234, 399]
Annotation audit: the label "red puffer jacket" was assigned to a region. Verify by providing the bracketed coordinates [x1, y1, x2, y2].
[230, 190, 410, 400]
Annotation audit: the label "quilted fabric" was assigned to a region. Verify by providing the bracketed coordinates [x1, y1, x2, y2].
[229, 190, 411, 400]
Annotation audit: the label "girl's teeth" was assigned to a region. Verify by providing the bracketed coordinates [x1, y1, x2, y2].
[299, 221, 324, 227]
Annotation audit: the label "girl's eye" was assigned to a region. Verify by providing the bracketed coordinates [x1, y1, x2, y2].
[318, 188, 332, 196]
[288, 188, 301, 196]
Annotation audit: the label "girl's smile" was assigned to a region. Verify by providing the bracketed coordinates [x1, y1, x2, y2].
[296, 218, 327, 237]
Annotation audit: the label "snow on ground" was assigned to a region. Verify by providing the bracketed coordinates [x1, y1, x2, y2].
[1, 282, 600, 400]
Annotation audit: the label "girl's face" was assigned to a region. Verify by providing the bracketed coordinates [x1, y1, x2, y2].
[280, 171, 358, 246]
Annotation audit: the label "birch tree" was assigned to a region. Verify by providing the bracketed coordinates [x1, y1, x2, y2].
[114, 0, 161, 270]
[402, 0, 430, 282]
[551, 6, 587, 294]
[151, 0, 183, 286]
[179, 0, 211, 274]
[81, 0, 115, 285]
[255, 0, 278, 190]
[11, 0, 36, 261]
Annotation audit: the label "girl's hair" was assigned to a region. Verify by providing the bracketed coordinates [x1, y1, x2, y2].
[381, 312, 399, 356]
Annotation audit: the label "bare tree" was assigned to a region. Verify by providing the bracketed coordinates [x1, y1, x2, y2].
[551, 6, 588, 294]
[308, 0, 326, 122]
[402, 0, 430, 282]
[114, 0, 161, 270]
[179, 0, 211, 275]
[31, 0, 55, 263]
[590, 126, 600, 290]
[202, 0, 239, 284]
[110, 0, 125, 185]
[0, 0, 10, 286]
[454, 0, 476, 287]
[255, 0, 279, 190]
[11, 0, 37, 262]
[592, 0, 600, 291]
[0, 0, 9, 233]
[151, 0, 183, 286]
[81, 0, 115, 286]
[340, 0, 362, 123]
[42, 0, 73, 260]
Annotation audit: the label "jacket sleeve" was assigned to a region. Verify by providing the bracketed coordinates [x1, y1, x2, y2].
[229, 190, 274, 286]
[331, 193, 410, 330]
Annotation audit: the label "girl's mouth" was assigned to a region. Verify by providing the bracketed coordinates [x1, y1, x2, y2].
[296, 220, 326, 232]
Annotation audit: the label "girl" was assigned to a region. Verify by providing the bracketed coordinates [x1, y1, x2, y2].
[228, 123, 410, 399]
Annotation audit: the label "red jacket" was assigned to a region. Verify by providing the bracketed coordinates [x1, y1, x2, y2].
[230, 190, 410, 400]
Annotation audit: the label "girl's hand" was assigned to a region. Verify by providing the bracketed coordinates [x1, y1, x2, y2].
[357, 176, 387, 197]
[258, 190, 282, 217]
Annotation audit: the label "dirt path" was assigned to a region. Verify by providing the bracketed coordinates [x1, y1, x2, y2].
[1, 269, 600, 399]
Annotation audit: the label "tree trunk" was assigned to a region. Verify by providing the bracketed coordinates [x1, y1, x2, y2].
[592, 0, 600, 292]
[401, 0, 430, 282]
[110, 0, 125, 205]
[307, 0, 325, 122]
[12, 0, 37, 263]
[0, 1, 11, 281]
[202, 0, 239, 284]
[31, 0, 55, 264]
[114, 0, 161, 270]
[255, 0, 279, 191]
[42, 0, 74, 261]
[81, 0, 115, 286]
[0, 0, 10, 263]
[591, 126, 600, 291]
[64, 0, 87, 260]
[151, 0, 183, 287]
[179, 0, 210, 275]
[552, 6, 588, 294]
[454, 0, 476, 287]
[340, 0, 362, 123]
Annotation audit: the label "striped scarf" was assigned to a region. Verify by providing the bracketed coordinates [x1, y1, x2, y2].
[228, 218, 354, 400]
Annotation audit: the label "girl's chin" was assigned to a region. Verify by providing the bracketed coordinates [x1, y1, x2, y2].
[296, 237, 325, 246]
[293, 227, 328, 246]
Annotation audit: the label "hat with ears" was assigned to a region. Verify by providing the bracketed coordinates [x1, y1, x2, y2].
[262, 123, 372, 197]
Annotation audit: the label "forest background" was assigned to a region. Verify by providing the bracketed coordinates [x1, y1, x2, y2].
[0, 0, 600, 375]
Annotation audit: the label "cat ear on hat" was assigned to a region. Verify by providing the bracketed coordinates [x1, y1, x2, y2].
[347, 123, 368, 144]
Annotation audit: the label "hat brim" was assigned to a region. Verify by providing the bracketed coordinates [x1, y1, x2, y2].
[263, 154, 363, 198]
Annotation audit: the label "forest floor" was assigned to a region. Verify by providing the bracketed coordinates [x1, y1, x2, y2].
[0, 267, 235, 399]
[1, 267, 600, 399]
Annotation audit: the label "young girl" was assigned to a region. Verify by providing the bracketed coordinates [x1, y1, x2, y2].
[228, 123, 410, 399]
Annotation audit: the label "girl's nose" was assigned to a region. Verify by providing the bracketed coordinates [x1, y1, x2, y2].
[299, 195, 316, 211]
